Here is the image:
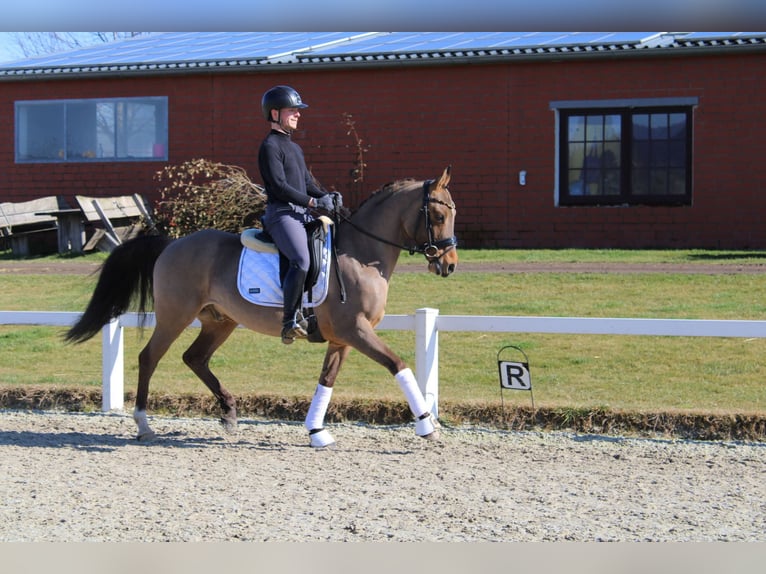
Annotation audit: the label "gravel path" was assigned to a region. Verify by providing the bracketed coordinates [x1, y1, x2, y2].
[1, 409, 763, 542]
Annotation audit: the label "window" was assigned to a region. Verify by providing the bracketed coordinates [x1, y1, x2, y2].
[552, 98, 696, 206]
[15, 97, 168, 163]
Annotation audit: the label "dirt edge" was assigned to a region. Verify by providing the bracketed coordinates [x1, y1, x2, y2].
[1, 386, 763, 442]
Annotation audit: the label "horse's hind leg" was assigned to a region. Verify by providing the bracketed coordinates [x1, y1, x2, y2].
[134, 320, 188, 441]
[182, 314, 239, 432]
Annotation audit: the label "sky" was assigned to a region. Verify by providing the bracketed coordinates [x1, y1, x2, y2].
[1, 1, 765, 39]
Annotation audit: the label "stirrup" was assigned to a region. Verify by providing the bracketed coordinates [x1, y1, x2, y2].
[281, 315, 308, 344]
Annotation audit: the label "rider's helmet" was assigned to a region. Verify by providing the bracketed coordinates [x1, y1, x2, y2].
[261, 85, 308, 122]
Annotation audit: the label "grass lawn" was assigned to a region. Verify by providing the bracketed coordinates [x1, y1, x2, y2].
[2, 248, 765, 417]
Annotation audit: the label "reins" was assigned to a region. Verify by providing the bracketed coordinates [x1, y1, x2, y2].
[335, 180, 458, 256]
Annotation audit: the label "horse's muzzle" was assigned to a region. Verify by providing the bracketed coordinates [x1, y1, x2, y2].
[428, 250, 458, 277]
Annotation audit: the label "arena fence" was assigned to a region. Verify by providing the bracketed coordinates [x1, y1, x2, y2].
[3, 309, 766, 415]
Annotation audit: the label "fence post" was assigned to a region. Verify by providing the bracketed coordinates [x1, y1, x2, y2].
[415, 307, 439, 417]
[101, 318, 124, 412]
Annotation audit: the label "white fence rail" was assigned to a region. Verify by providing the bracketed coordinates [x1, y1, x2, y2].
[3, 309, 766, 416]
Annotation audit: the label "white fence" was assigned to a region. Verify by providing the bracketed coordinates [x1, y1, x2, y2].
[3, 309, 766, 416]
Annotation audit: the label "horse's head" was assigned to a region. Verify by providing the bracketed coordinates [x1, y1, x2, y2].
[343, 165, 458, 277]
[418, 165, 459, 277]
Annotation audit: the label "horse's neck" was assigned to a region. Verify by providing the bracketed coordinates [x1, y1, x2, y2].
[339, 186, 416, 278]
[338, 220, 402, 279]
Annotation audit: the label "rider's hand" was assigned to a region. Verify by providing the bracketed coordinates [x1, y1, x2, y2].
[329, 192, 343, 208]
[315, 194, 335, 212]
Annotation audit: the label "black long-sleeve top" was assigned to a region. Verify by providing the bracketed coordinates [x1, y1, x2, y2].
[258, 129, 326, 208]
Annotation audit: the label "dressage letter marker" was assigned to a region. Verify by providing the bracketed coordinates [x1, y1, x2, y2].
[497, 345, 534, 411]
[499, 361, 531, 390]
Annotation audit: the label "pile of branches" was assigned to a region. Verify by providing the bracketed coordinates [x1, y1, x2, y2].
[153, 158, 267, 238]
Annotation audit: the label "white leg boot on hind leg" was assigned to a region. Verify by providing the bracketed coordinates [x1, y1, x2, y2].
[395, 368, 441, 439]
[133, 409, 157, 441]
[305, 384, 335, 448]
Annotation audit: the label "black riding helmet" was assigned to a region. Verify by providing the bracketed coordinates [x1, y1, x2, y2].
[262, 85, 308, 122]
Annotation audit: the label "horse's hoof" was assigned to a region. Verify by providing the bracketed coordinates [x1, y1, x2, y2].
[220, 418, 238, 434]
[420, 429, 441, 441]
[136, 431, 156, 442]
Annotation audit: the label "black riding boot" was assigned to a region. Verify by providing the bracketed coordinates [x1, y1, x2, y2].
[281, 264, 309, 344]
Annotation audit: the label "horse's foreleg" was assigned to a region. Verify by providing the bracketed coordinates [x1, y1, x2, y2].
[305, 343, 351, 448]
[182, 316, 239, 432]
[345, 323, 440, 440]
[394, 367, 440, 439]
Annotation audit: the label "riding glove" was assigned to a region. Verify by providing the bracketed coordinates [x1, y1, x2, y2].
[315, 194, 335, 212]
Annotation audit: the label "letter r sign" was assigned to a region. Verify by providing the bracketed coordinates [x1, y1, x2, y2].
[498, 361, 531, 390]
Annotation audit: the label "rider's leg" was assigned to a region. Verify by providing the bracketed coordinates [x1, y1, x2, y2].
[281, 262, 308, 343]
[265, 211, 312, 344]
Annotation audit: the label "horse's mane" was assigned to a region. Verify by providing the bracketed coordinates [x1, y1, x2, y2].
[353, 178, 418, 213]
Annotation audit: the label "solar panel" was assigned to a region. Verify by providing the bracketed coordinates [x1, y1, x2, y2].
[5, 32, 372, 67]
[2, 31, 762, 69]
[678, 32, 766, 39]
[305, 32, 657, 54]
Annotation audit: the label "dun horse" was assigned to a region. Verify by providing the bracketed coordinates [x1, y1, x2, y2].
[66, 166, 458, 447]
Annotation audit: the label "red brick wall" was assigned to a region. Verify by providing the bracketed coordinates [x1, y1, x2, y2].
[2, 51, 765, 249]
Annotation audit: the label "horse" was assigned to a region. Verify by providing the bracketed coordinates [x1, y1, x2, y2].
[65, 166, 458, 448]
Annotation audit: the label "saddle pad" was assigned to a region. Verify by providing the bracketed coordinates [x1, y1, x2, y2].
[236, 231, 332, 308]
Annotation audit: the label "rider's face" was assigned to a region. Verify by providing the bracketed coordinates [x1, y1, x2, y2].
[276, 107, 301, 132]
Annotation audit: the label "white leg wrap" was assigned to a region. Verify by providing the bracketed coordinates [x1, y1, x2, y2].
[309, 428, 336, 448]
[305, 384, 333, 431]
[415, 412, 439, 437]
[395, 368, 429, 418]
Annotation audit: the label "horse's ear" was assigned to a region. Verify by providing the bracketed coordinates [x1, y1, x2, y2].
[438, 165, 452, 188]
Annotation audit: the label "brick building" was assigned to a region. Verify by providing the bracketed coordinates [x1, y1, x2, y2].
[1, 32, 765, 249]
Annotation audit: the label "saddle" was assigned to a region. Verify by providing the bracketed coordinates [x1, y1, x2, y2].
[241, 215, 333, 296]
[240, 216, 333, 342]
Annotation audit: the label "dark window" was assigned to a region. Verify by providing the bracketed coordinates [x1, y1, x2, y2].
[559, 106, 692, 206]
[15, 97, 168, 163]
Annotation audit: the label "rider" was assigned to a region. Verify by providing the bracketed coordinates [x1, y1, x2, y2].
[258, 85, 338, 344]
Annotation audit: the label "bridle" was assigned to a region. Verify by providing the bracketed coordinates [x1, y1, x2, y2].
[417, 179, 458, 261]
[338, 179, 458, 262]
[328, 179, 457, 304]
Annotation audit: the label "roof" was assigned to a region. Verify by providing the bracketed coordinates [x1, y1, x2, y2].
[1, 31, 765, 80]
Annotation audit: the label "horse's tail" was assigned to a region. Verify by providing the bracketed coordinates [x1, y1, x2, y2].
[64, 234, 174, 344]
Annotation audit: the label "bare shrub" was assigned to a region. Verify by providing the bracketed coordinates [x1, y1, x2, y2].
[154, 158, 267, 238]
